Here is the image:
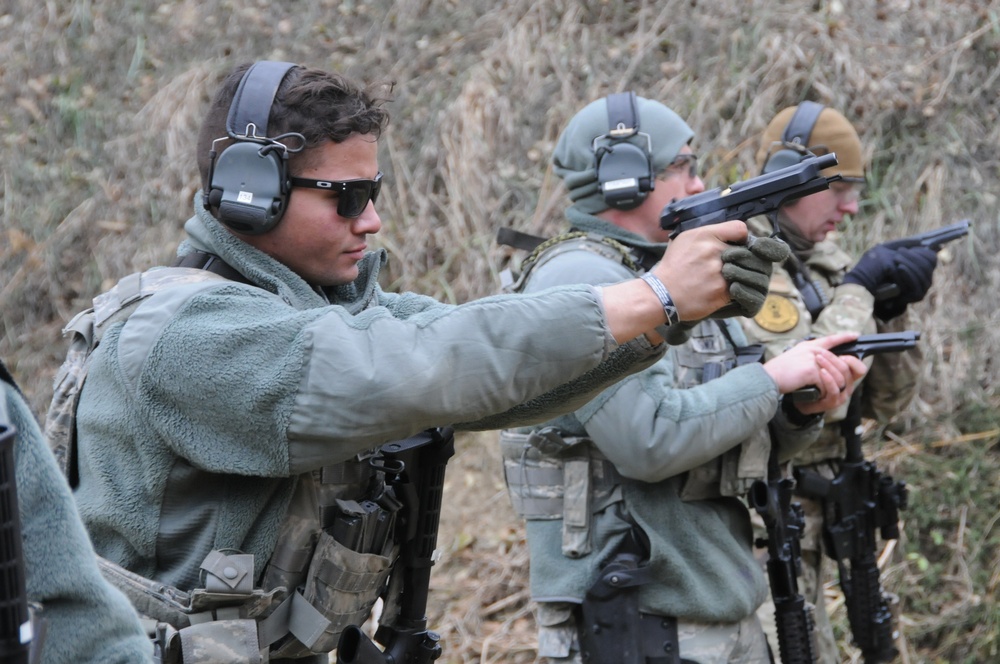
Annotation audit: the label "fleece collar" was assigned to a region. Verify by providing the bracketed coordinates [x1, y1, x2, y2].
[565, 208, 668, 263]
[179, 193, 386, 314]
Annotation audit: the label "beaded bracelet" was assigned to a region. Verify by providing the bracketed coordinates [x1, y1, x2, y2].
[640, 272, 681, 328]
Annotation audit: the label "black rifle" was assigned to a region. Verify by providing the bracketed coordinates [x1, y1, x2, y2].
[749, 424, 816, 664]
[659, 153, 840, 238]
[793, 334, 916, 663]
[875, 220, 971, 300]
[337, 427, 455, 664]
[789, 331, 920, 403]
[0, 410, 31, 664]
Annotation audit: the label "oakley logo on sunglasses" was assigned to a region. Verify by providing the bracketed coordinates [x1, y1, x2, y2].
[290, 172, 383, 218]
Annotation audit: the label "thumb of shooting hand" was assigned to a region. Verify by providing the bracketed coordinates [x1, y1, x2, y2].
[747, 233, 791, 263]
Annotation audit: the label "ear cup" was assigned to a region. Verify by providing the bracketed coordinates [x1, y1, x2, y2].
[209, 141, 289, 235]
[596, 92, 655, 211]
[204, 61, 297, 234]
[597, 142, 653, 210]
[761, 146, 808, 175]
[762, 101, 825, 175]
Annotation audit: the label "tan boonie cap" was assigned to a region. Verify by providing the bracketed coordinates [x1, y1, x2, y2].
[756, 105, 865, 182]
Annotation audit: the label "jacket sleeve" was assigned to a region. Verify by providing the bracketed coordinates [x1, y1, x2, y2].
[125, 282, 658, 475]
[3, 383, 153, 663]
[862, 310, 923, 422]
[571, 352, 781, 483]
[519, 247, 786, 483]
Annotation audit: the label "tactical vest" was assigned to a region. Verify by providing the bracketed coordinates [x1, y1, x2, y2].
[43, 262, 399, 663]
[498, 233, 771, 551]
[670, 321, 771, 500]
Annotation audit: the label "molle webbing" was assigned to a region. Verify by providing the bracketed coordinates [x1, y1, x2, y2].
[500, 430, 621, 519]
[499, 231, 640, 293]
[500, 429, 623, 558]
[523, 232, 638, 273]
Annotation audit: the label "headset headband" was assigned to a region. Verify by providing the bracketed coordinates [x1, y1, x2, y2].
[605, 92, 640, 139]
[781, 100, 825, 149]
[226, 61, 296, 140]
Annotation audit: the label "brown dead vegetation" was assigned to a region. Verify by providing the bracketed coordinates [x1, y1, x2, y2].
[2, 1, 998, 662]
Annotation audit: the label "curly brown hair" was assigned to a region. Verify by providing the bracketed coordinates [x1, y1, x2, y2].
[196, 62, 392, 189]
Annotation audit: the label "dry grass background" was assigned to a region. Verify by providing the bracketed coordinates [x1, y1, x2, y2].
[1, 1, 998, 662]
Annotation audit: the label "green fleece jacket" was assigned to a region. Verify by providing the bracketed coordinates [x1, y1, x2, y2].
[0, 364, 151, 663]
[74, 197, 663, 591]
[512, 213, 818, 622]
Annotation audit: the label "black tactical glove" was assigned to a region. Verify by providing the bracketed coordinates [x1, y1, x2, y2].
[842, 245, 898, 294]
[873, 245, 938, 320]
[714, 234, 791, 318]
[843, 244, 937, 320]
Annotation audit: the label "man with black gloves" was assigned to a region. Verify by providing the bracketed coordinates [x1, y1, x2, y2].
[498, 93, 867, 664]
[742, 102, 939, 663]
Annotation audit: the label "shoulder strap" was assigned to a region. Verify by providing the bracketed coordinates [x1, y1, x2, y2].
[496, 227, 546, 253]
[172, 251, 252, 285]
[44, 263, 244, 486]
[173, 251, 253, 285]
[498, 229, 640, 293]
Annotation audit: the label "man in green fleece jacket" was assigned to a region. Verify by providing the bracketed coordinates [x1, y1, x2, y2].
[55, 61, 791, 663]
[498, 94, 867, 663]
[0, 360, 152, 663]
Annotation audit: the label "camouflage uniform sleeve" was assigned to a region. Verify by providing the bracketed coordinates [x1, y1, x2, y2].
[807, 237, 878, 338]
[861, 310, 923, 422]
[810, 282, 876, 337]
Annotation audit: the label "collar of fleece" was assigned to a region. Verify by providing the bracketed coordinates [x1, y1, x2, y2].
[179, 193, 387, 315]
[565, 207, 668, 261]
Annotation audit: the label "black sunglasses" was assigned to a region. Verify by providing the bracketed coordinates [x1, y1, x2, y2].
[289, 172, 383, 218]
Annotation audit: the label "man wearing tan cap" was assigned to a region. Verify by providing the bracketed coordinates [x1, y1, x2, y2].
[743, 103, 939, 663]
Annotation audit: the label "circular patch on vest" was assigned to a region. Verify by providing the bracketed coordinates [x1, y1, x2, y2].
[754, 294, 800, 333]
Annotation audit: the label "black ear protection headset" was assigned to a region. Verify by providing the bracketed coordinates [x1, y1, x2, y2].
[594, 92, 655, 211]
[761, 100, 826, 175]
[204, 61, 306, 235]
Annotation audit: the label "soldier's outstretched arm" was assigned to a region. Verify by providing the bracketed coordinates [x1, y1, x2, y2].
[600, 220, 750, 343]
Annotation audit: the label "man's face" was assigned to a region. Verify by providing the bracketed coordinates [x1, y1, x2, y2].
[241, 134, 382, 286]
[782, 181, 862, 243]
[635, 148, 705, 243]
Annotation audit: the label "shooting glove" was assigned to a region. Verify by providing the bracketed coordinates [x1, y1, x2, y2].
[842, 245, 897, 293]
[715, 234, 791, 318]
[844, 245, 937, 320]
[873, 245, 938, 320]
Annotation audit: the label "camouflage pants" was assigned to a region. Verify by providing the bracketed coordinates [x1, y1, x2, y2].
[536, 602, 772, 664]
